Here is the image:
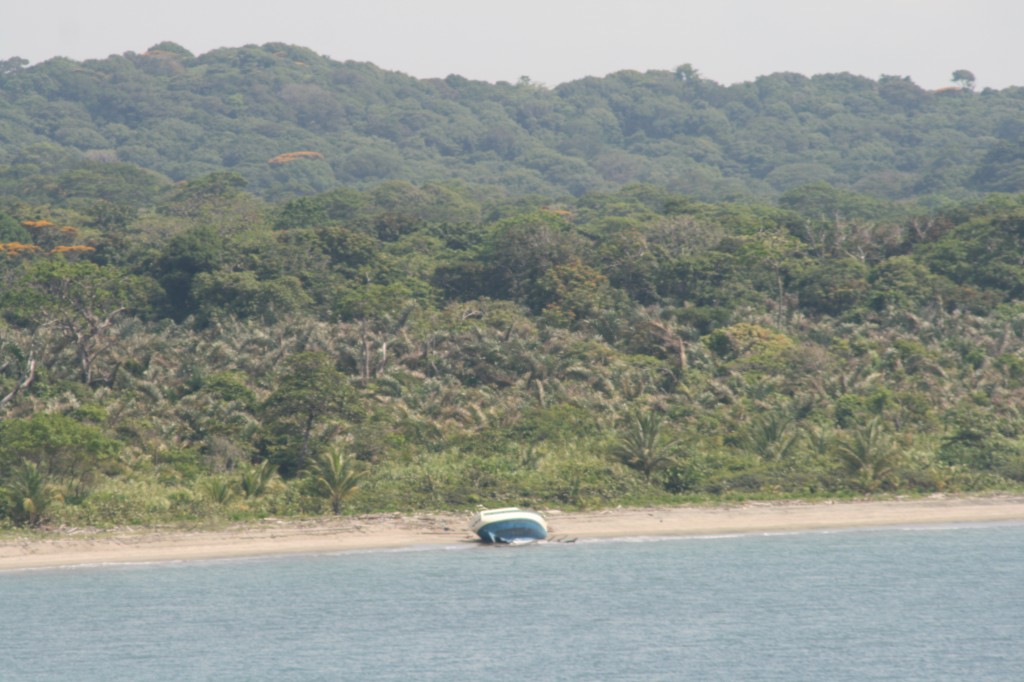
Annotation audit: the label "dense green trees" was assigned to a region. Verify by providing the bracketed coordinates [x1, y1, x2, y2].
[3, 258, 157, 385]
[260, 352, 362, 476]
[0, 174, 1022, 527]
[2, 43, 1024, 202]
[6, 44, 1024, 525]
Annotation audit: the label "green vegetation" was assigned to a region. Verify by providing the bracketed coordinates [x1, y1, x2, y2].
[612, 412, 680, 480]
[2, 176, 1024, 527]
[1, 45, 1023, 202]
[308, 447, 365, 514]
[2, 45, 1024, 528]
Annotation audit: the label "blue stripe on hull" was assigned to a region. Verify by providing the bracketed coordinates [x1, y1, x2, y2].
[476, 519, 548, 544]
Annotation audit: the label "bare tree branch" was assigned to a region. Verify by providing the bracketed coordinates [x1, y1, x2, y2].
[0, 356, 36, 410]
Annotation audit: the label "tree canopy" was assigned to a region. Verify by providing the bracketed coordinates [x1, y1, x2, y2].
[3, 45, 1024, 526]
[1, 44, 1023, 202]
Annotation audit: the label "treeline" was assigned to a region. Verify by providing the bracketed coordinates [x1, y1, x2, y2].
[1, 43, 1024, 203]
[2, 175, 1024, 527]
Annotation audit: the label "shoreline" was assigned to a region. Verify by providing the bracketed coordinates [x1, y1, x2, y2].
[3, 494, 1024, 571]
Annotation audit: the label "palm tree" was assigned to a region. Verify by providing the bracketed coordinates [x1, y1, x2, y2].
[240, 460, 276, 499]
[744, 411, 801, 461]
[611, 411, 679, 480]
[836, 418, 899, 492]
[4, 461, 54, 526]
[200, 476, 237, 505]
[309, 447, 365, 514]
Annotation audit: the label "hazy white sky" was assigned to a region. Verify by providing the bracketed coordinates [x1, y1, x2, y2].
[3, 1, 1020, 90]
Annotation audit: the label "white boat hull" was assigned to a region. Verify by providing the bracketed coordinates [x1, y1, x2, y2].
[470, 508, 548, 544]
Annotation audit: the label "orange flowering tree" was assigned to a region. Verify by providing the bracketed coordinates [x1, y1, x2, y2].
[0, 243, 42, 257]
[18, 219, 87, 253]
[268, 151, 324, 165]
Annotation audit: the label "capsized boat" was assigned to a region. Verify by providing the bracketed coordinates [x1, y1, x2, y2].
[470, 507, 548, 544]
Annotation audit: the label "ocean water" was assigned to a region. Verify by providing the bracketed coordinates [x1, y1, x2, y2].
[2, 523, 1023, 681]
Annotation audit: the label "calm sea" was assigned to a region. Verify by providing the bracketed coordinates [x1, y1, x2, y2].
[2, 522, 1022, 681]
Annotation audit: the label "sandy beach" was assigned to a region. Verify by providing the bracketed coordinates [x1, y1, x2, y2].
[3, 494, 1024, 571]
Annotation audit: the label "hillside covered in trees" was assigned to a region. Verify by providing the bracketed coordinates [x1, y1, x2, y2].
[2, 43, 1024, 527]
[2, 42, 1024, 203]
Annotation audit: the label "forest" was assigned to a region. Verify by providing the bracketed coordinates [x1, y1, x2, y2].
[2, 43, 1024, 527]
[1, 43, 1023, 203]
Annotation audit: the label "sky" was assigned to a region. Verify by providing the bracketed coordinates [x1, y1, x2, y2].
[2, 0, 1021, 91]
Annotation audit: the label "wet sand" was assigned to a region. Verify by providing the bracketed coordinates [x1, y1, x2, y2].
[2, 494, 1023, 571]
